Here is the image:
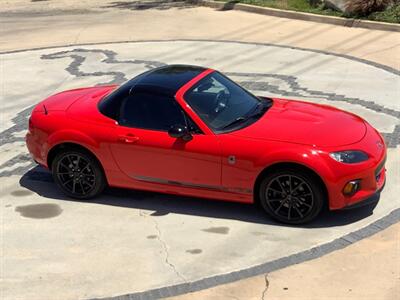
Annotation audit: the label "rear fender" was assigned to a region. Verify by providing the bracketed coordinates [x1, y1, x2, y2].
[45, 130, 100, 167]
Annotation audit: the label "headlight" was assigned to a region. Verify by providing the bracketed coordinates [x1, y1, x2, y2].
[329, 150, 369, 164]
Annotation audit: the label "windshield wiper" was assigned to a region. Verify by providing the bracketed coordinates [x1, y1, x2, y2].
[247, 100, 272, 118]
[220, 99, 272, 130]
[220, 116, 248, 130]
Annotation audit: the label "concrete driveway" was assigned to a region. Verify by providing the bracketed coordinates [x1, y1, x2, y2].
[1, 2, 399, 300]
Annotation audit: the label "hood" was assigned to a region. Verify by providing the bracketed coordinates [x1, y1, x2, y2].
[231, 98, 367, 147]
[38, 86, 114, 111]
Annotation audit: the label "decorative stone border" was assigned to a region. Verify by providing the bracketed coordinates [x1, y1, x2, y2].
[97, 208, 400, 300]
[188, 0, 400, 32]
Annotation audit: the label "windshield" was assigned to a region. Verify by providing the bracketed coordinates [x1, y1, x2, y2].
[184, 72, 271, 133]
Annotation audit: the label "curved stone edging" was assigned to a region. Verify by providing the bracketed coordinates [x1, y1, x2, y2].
[96, 208, 400, 300]
[190, 0, 400, 32]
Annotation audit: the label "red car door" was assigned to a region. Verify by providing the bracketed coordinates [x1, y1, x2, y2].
[109, 90, 222, 188]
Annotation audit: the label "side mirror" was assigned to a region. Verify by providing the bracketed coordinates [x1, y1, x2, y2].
[168, 124, 193, 141]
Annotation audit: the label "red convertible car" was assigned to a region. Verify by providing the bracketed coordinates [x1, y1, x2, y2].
[26, 65, 386, 224]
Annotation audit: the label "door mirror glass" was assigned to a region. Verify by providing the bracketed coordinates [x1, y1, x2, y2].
[168, 124, 193, 141]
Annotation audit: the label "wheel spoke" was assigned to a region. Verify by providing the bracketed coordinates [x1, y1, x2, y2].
[75, 156, 81, 170]
[67, 155, 74, 166]
[274, 202, 285, 214]
[62, 178, 73, 186]
[287, 204, 292, 220]
[297, 199, 312, 208]
[79, 181, 85, 194]
[276, 178, 286, 193]
[269, 188, 284, 195]
[268, 199, 283, 202]
[60, 162, 70, 170]
[291, 182, 304, 194]
[294, 206, 304, 218]
[82, 179, 95, 189]
[80, 162, 90, 173]
[300, 192, 313, 197]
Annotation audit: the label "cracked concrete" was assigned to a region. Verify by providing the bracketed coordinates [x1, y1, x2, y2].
[261, 274, 269, 300]
[153, 218, 187, 283]
[138, 208, 186, 284]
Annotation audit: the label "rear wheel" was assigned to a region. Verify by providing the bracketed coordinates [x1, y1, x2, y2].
[259, 169, 324, 224]
[52, 149, 106, 199]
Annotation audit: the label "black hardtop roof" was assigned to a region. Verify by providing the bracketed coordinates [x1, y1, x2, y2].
[132, 64, 207, 96]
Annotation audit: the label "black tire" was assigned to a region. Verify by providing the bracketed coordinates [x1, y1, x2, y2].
[259, 168, 324, 224]
[51, 149, 106, 199]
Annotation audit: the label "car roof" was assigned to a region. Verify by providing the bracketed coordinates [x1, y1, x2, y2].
[132, 64, 208, 96]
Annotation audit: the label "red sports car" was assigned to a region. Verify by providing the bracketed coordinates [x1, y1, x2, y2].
[26, 65, 386, 224]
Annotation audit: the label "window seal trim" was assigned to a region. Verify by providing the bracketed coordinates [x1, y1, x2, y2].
[175, 69, 216, 136]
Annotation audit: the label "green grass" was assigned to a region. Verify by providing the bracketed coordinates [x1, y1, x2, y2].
[216, 0, 400, 23]
[366, 3, 400, 23]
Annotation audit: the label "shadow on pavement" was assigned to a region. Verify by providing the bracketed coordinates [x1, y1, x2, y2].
[102, 1, 195, 11]
[20, 166, 379, 228]
[219, 1, 239, 11]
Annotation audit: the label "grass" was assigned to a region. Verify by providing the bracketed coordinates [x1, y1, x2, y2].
[365, 3, 400, 23]
[216, 0, 400, 23]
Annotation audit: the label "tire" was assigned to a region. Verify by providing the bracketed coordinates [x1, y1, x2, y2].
[259, 168, 324, 224]
[51, 149, 106, 199]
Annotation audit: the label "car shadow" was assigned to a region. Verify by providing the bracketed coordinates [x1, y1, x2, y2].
[102, 1, 196, 11]
[19, 166, 379, 228]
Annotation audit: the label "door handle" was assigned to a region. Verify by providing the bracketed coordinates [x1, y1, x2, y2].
[118, 134, 139, 143]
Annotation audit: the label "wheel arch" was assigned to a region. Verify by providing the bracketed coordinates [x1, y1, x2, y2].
[253, 162, 329, 207]
[47, 142, 106, 182]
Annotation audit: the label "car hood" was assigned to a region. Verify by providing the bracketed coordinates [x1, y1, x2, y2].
[230, 98, 367, 147]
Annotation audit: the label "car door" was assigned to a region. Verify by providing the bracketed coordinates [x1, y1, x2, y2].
[109, 89, 222, 188]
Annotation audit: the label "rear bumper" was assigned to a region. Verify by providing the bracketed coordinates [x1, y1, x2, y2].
[26, 131, 47, 167]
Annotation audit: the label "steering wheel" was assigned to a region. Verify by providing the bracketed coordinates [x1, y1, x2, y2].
[214, 90, 229, 113]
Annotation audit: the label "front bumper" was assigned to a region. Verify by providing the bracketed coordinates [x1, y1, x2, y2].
[323, 123, 387, 210]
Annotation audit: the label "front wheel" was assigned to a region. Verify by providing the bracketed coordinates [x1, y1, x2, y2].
[259, 169, 324, 224]
[52, 149, 106, 199]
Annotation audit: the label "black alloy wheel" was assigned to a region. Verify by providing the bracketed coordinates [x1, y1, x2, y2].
[52, 150, 106, 199]
[259, 169, 324, 224]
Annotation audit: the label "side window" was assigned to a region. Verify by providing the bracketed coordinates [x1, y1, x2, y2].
[119, 92, 190, 132]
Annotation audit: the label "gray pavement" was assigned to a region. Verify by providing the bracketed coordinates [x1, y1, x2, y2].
[1, 39, 399, 299]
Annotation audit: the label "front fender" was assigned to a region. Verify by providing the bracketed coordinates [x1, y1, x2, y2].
[256, 146, 336, 184]
[254, 144, 341, 207]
